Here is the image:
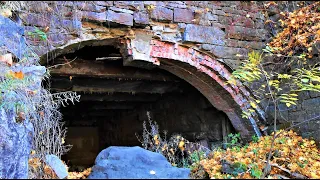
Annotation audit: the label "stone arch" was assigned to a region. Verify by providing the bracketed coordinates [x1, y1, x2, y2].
[119, 37, 267, 141]
[41, 37, 266, 142]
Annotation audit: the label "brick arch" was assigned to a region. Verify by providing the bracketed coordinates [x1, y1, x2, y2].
[41, 37, 266, 142]
[120, 38, 267, 141]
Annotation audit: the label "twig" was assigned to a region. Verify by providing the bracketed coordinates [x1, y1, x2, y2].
[259, 63, 278, 179]
[47, 57, 77, 69]
[273, 174, 290, 179]
[63, 56, 73, 68]
[263, 160, 307, 179]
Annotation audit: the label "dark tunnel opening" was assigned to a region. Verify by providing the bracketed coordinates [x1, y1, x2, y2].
[45, 44, 236, 170]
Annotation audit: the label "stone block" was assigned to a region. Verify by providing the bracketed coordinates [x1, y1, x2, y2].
[173, 8, 194, 23]
[109, 7, 134, 14]
[106, 10, 133, 26]
[19, 12, 51, 27]
[225, 25, 266, 41]
[183, 24, 225, 45]
[222, 59, 242, 69]
[133, 12, 149, 25]
[166, 2, 187, 9]
[47, 33, 75, 47]
[94, 1, 114, 7]
[207, 13, 219, 21]
[211, 22, 225, 29]
[209, 45, 248, 59]
[218, 15, 233, 25]
[310, 91, 320, 98]
[211, 9, 226, 16]
[81, 11, 107, 22]
[222, 7, 244, 15]
[24, 2, 50, 13]
[74, 2, 106, 12]
[288, 111, 306, 122]
[236, 41, 265, 50]
[225, 39, 239, 47]
[302, 98, 320, 110]
[60, 19, 82, 32]
[151, 7, 173, 22]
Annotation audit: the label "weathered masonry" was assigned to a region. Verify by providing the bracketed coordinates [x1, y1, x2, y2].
[12, 1, 318, 168]
[21, 1, 267, 135]
[18, 1, 268, 166]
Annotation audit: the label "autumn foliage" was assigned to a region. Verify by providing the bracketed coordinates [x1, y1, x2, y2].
[67, 168, 92, 179]
[200, 130, 320, 179]
[268, 1, 320, 58]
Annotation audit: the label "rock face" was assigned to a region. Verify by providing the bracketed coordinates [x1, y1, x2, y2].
[88, 146, 190, 179]
[0, 108, 34, 179]
[0, 15, 34, 179]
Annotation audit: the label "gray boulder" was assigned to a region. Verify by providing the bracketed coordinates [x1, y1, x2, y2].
[45, 155, 68, 179]
[88, 146, 190, 179]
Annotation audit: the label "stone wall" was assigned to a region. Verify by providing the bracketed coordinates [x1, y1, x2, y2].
[10, 1, 319, 143]
[258, 1, 320, 144]
[17, 1, 266, 68]
[13, 1, 268, 141]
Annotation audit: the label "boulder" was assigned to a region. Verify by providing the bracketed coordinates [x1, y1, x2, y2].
[45, 155, 68, 179]
[88, 146, 190, 179]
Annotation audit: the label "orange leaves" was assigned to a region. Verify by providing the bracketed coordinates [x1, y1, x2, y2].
[8, 70, 24, 80]
[44, 165, 57, 178]
[200, 130, 320, 179]
[29, 158, 41, 172]
[68, 168, 92, 179]
[268, 1, 320, 58]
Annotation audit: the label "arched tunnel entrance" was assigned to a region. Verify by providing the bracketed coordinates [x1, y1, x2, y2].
[45, 44, 236, 170]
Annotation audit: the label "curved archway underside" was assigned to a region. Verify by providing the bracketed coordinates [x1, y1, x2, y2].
[120, 38, 266, 141]
[43, 37, 267, 142]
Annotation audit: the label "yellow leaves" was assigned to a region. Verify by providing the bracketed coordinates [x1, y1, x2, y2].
[310, 172, 320, 179]
[68, 168, 92, 179]
[201, 130, 320, 179]
[250, 101, 257, 109]
[310, 140, 315, 145]
[153, 134, 160, 145]
[268, 2, 320, 58]
[146, 4, 156, 11]
[161, 144, 168, 152]
[178, 140, 185, 151]
[62, 138, 65, 144]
